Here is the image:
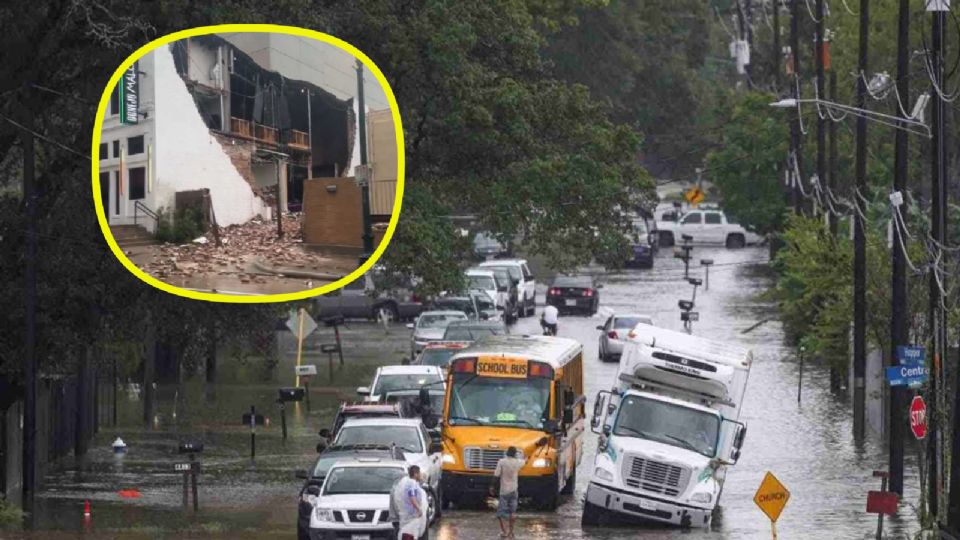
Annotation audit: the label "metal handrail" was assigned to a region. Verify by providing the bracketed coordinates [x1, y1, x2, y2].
[133, 200, 159, 231]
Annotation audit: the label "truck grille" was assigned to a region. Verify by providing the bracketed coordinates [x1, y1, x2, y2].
[346, 509, 375, 523]
[464, 447, 505, 470]
[622, 455, 690, 497]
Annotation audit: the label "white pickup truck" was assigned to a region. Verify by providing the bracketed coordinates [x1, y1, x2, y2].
[582, 325, 752, 529]
[655, 208, 763, 248]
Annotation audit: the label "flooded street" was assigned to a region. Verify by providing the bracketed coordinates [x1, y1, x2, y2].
[12, 246, 922, 539]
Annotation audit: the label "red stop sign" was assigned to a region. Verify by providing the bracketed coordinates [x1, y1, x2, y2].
[910, 396, 927, 440]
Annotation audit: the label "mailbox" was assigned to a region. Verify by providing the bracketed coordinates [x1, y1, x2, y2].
[278, 387, 306, 402]
[178, 441, 204, 454]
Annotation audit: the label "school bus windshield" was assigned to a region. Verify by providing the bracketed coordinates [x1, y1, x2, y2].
[447, 373, 550, 429]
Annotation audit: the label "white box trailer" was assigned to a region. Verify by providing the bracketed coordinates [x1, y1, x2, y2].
[583, 325, 752, 528]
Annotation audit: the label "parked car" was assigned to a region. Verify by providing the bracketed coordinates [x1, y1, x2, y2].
[655, 208, 763, 248]
[487, 267, 521, 323]
[312, 270, 423, 322]
[440, 320, 508, 342]
[307, 458, 425, 540]
[430, 291, 500, 321]
[473, 231, 510, 259]
[357, 365, 445, 402]
[478, 259, 536, 317]
[596, 313, 655, 362]
[330, 418, 444, 522]
[625, 216, 658, 268]
[408, 310, 469, 359]
[295, 444, 405, 540]
[414, 341, 471, 369]
[546, 275, 601, 315]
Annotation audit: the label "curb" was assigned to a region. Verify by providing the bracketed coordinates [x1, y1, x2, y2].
[252, 258, 345, 281]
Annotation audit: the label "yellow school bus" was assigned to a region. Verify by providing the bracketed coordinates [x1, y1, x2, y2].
[439, 335, 584, 510]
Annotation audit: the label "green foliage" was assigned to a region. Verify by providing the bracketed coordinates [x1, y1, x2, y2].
[0, 498, 23, 528]
[154, 206, 205, 244]
[706, 91, 789, 236]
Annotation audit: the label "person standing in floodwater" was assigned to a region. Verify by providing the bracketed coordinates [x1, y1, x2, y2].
[491, 446, 524, 538]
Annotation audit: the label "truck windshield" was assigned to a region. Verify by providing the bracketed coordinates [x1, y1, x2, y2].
[323, 466, 404, 495]
[613, 395, 720, 457]
[448, 374, 550, 429]
[468, 276, 496, 290]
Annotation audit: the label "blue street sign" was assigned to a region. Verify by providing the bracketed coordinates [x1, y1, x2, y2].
[896, 346, 925, 366]
[886, 364, 929, 387]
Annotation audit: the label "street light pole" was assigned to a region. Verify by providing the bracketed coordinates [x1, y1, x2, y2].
[789, 0, 803, 214]
[356, 59, 374, 259]
[815, 0, 826, 222]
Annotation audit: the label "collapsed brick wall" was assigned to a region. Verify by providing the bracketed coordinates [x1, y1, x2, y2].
[210, 132, 274, 205]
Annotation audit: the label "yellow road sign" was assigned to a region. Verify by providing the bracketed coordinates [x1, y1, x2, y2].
[753, 471, 790, 523]
[684, 186, 705, 206]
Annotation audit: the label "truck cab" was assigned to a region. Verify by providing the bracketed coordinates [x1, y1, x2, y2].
[583, 325, 751, 528]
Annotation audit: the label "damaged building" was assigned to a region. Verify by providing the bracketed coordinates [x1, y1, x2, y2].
[101, 33, 397, 251]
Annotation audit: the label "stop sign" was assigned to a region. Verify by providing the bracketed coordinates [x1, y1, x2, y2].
[910, 396, 927, 440]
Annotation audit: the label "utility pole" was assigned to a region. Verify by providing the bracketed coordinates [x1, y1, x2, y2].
[888, 0, 909, 498]
[852, 0, 869, 442]
[828, 69, 838, 237]
[929, 0, 948, 525]
[20, 103, 37, 525]
[356, 59, 374, 259]
[745, 0, 754, 87]
[790, 0, 803, 213]
[815, 0, 825, 222]
[773, 0, 781, 93]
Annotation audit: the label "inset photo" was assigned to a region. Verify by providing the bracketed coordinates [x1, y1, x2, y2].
[94, 27, 403, 301]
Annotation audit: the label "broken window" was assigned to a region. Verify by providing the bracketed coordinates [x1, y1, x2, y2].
[99, 143, 108, 160]
[128, 167, 146, 200]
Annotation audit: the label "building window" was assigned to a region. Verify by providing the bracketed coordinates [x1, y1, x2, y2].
[110, 86, 120, 116]
[128, 167, 146, 200]
[99, 172, 110, 214]
[128, 135, 144, 155]
[112, 140, 120, 159]
[114, 174, 120, 216]
[99, 143, 108, 161]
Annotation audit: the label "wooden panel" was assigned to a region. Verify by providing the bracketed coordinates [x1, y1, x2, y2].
[366, 109, 399, 216]
[302, 178, 363, 248]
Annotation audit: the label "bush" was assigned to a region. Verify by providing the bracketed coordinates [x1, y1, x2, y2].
[0, 498, 23, 528]
[155, 206, 206, 244]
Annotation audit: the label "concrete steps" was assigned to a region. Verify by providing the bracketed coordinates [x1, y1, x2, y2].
[110, 224, 156, 248]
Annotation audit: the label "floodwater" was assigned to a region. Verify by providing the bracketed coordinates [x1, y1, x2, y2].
[9, 246, 922, 539]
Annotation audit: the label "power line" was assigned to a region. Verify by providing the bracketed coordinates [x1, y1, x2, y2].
[0, 113, 90, 161]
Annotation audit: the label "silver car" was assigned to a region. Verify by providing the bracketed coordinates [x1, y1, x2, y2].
[597, 313, 655, 362]
[407, 310, 469, 359]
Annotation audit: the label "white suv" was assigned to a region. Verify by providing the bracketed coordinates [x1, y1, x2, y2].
[478, 259, 536, 317]
[655, 208, 763, 248]
[331, 418, 444, 522]
[357, 365, 445, 403]
[308, 458, 410, 539]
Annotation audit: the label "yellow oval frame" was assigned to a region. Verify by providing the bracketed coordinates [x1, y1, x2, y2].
[91, 24, 404, 303]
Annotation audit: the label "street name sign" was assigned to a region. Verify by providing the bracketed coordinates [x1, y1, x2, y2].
[895, 345, 925, 366]
[295, 365, 318, 376]
[885, 364, 929, 387]
[754, 471, 790, 522]
[910, 396, 927, 440]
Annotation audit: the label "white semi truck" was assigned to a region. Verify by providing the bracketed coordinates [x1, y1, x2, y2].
[582, 325, 752, 528]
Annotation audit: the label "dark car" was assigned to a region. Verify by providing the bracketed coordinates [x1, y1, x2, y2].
[441, 320, 508, 342]
[431, 292, 499, 321]
[626, 217, 658, 268]
[546, 275, 601, 315]
[312, 270, 423, 322]
[295, 444, 405, 540]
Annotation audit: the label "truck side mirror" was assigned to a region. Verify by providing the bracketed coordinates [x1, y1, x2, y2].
[542, 419, 559, 434]
[306, 485, 321, 496]
[428, 441, 443, 454]
[562, 407, 573, 425]
[419, 387, 431, 408]
[735, 425, 747, 450]
[318, 428, 331, 439]
[423, 413, 439, 430]
[602, 424, 612, 436]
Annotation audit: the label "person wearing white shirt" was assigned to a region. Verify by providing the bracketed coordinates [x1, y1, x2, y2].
[540, 305, 559, 336]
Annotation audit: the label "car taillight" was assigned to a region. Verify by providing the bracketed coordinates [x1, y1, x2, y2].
[607, 330, 618, 339]
[583, 289, 594, 297]
[528, 361, 554, 379]
[549, 288, 561, 296]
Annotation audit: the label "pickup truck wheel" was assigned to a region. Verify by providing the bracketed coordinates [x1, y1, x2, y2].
[560, 463, 576, 495]
[725, 234, 745, 249]
[581, 500, 604, 526]
[425, 486, 438, 525]
[658, 231, 675, 247]
[537, 472, 561, 510]
[434, 484, 443, 520]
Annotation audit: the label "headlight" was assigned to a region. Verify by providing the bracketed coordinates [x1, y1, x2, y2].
[442, 453, 456, 464]
[594, 467, 614, 482]
[314, 508, 335, 522]
[690, 492, 713, 504]
[532, 458, 552, 468]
